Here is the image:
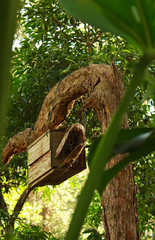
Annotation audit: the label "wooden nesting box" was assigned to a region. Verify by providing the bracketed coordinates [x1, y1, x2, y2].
[28, 124, 86, 188]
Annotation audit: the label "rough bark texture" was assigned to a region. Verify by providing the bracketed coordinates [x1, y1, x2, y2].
[2, 63, 139, 239]
[89, 65, 139, 239]
[100, 115, 139, 239]
[3, 63, 111, 163]
[102, 157, 139, 240]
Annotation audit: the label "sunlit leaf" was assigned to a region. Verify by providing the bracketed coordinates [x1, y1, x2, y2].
[60, 0, 155, 51]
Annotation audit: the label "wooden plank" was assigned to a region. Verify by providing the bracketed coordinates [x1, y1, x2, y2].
[27, 130, 50, 149]
[28, 132, 50, 165]
[28, 151, 52, 184]
[27, 127, 86, 186]
[29, 149, 86, 187]
[51, 130, 67, 167]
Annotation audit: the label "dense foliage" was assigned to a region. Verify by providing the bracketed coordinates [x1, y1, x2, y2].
[0, 0, 154, 239]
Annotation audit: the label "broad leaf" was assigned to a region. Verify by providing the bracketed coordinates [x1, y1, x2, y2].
[60, 0, 155, 51]
[113, 128, 155, 154]
[88, 128, 155, 169]
[0, 1, 18, 140]
[96, 129, 155, 195]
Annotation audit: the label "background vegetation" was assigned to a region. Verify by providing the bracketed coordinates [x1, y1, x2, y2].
[0, 0, 154, 239]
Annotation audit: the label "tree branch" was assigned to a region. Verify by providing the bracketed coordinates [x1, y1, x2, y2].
[2, 64, 124, 165]
[89, 31, 103, 47]
[0, 184, 10, 230]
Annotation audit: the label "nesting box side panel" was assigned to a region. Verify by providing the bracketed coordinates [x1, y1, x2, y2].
[28, 150, 52, 184]
[77, 149, 86, 170]
[28, 133, 50, 165]
[50, 130, 66, 167]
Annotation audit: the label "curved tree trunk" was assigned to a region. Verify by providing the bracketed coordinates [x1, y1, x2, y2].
[2, 63, 139, 239]
[84, 64, 139, 240]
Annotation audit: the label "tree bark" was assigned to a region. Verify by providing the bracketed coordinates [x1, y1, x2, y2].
[84, 63, 139, 239]
[88, 64, 139, 239]
[2, 63, 139, 239]
[102, 156, 139, 240]
[3, 64, 104, 163]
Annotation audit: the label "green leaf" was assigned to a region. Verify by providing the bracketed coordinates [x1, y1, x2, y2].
[60, 0, 155, 52]
[88, 128, 155, 168]
[87, 136, 102, 169]
[113, 128, 155, 154]
[88, 128, 155, 195]
[0, 1, 18, 140]
[97, 129, 155, 195]
[82, 228, 96, 234]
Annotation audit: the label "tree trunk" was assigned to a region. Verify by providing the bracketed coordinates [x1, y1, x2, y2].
[102, 157, 139, 240]
[2, 63, 139, 239]
[88, 64, 139, 239]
